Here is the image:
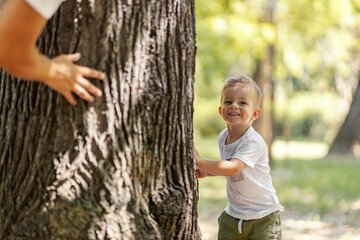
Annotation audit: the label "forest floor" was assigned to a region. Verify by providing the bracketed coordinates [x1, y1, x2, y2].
[199, 210, 360, 240]
[198, 166, 360, 240]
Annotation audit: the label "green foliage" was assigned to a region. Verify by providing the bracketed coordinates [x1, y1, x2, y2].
[273, 91, 348, 141]
[193, 97, 225, 137]
[195, 0, 267, 99]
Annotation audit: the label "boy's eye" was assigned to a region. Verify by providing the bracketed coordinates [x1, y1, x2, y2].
[224, 101, 232, 105]
[240, 101, 247, 105]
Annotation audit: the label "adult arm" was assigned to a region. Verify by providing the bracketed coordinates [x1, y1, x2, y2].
[0, 0, 105, 105]
[194, 147, 247, 177]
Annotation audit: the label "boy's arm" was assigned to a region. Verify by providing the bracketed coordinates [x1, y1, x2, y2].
[194, 147, 246, 177]
[0, 0, 105, 105]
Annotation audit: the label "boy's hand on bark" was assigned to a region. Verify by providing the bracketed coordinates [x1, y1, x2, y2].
[195, 167, 207, 179]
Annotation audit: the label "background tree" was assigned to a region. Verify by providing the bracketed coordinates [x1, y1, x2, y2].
[0, 1, 200, 239]
[275, 0, 360, 157]
[327, 78, 360, 156]
[252, 0, 276, 164]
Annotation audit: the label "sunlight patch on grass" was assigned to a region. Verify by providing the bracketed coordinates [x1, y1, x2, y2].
[350, 199, 360, 211]
[272, 140, 329, 160]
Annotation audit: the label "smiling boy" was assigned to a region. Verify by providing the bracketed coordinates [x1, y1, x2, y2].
[194, 76, 283, 239]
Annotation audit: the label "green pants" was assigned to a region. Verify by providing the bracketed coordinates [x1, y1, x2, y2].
[217, 211, 282, 240]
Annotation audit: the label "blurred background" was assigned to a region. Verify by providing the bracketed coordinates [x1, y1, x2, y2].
[193, 0, 360, 239]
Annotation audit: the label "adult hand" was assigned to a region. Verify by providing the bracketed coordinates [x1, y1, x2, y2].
[46, 52, 105, 105]
[0, 0, 105, 105]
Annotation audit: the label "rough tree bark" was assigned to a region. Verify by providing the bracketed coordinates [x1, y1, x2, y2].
[0, 0, 200, 239]
[327, 78, 360, 157]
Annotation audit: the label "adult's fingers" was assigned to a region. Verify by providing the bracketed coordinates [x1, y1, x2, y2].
[77, 65, 106, 80]
[57, 53, 105, 80]
[63, 91, 77, 105]
[73, 84, 94, 103]
[66, 52, 82, 62]
[77, 77, 102, 97]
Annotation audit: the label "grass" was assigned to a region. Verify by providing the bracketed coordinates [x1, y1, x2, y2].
[195, 136, 360, 228]
[273, 158, 360, 221]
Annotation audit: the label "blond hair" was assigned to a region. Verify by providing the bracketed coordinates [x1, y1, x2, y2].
[221, 76, 262, 108]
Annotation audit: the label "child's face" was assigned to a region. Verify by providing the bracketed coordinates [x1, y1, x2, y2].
[219, 84, 261, 127]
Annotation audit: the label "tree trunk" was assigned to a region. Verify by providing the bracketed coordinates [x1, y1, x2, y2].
[0, 1, 200, 239]
[253, 0, 276, 165]
[253, 47, 275, 165]
[327, 78, 360, 157]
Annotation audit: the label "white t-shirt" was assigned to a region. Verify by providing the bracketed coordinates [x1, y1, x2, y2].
[25, 0, 65, 19]
[219, 126, 284, 220]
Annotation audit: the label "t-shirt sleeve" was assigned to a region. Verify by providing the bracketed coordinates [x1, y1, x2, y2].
[218, 128, 227, 158]
[25, 0, 65, 19]
[218, 129, 227, 147]
[232, 138, 261, 169]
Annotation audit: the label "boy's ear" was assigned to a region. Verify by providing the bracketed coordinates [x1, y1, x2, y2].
[219, 106, 222, 115]
[252, 108, 262, 120]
